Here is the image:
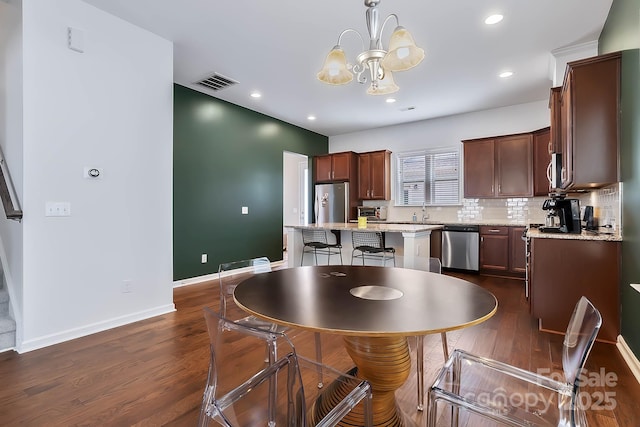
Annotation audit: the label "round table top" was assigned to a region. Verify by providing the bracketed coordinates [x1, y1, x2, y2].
[234, 265, 498, 337]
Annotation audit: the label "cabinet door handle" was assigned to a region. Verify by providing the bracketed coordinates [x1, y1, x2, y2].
[488, 229, 501, 233]
[548, 140, 553, 154]
[561, 167, 566, 183]
[546, 161, 553, 183]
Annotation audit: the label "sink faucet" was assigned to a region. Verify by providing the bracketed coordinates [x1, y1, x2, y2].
[421, 202, 429, 222]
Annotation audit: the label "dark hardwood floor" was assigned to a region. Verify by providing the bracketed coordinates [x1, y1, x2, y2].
[0, 270, 638, 426]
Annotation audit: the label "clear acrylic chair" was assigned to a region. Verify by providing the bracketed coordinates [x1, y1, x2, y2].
[198, 306, 373, 427]
[428, 296, 602, 427]
[301, 229, 343, 266]
[416, 257, 449, 411]
[351, 231, 396, 266]
[218, 257, 323, 385]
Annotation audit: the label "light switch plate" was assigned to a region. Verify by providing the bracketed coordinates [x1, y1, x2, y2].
[45, 202, 71, 217]
[241, 206, 248, 215]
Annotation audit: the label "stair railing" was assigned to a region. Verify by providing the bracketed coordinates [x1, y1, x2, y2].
[0, 145, 22, 221]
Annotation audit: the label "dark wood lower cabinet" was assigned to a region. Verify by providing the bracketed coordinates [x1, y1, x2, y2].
[480, 226, 526, 278]
[530, 237, 620, 343]
[480, 226, 509, 271]
[509, 227, 527, 273]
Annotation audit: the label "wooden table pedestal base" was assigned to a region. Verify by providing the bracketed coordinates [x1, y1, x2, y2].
[343, 335, 414, 427]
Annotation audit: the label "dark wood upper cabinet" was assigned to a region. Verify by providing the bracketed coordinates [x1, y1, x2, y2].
[314, 155, 333, 182]
[358, 150, 391, 200]
[313, 152, 357, 183]
[463, 138, 495, 198]
[560, 52, 621, 190]
[463, 133, 532, 198]
[495, 134, 533, 197]
[549, 87, 563, 154]
[330, 152, 354, 182]
[533, 127, 552, 196]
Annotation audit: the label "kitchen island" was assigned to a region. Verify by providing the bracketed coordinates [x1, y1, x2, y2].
[285, 222, 443, 270]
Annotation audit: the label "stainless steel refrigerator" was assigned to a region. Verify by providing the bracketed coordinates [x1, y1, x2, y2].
[314, 182, 349, 223]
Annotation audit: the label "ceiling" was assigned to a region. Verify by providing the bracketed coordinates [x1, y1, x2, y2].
[82, 0, 613, 137]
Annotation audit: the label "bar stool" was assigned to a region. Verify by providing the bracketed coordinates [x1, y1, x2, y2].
[351, 231, 396, 266]
[301, 229, 343, 266]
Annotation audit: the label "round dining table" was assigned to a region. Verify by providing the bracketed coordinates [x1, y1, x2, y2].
[234, 265, 498, 427]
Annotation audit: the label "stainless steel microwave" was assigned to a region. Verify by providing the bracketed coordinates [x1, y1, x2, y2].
[357, 206, 387, 220]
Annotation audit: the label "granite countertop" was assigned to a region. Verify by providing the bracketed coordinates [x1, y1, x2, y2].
[286, 222, 443, 233]
[527, 228, 622, 242]
[353, 219, 529, 227]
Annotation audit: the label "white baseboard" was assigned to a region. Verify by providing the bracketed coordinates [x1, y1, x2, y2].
[17, 303, 176, 353]
[173, 259, 287, 288]
[617, 335, 640, 385]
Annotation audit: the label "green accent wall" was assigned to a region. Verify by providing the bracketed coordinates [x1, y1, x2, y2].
[173, 84, 328, 280]
[600, 0, 640, 357]
[619, 50, 640, 355]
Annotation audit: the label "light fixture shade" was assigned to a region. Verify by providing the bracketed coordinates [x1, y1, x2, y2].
[317, 47, 353, 85]
[367, 70, 399, 95]
[382, 27, 425, 72]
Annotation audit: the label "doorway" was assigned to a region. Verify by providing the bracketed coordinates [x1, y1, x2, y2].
[283, 151, 309, 251]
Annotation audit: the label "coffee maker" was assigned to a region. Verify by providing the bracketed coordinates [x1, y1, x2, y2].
[540, 195, 581, 234]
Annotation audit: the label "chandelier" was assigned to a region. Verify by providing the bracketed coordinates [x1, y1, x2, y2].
[317, 0, 425, 95]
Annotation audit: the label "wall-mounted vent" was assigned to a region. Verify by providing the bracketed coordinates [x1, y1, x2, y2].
[195, 73, 238, 92]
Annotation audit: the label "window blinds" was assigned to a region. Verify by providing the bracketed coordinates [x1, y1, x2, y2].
[397, 149, 460, 206]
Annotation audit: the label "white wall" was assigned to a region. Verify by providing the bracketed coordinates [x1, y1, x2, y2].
[19, 0, 174, 351]
[330, 99, 551, 222]
[0, 0, 25, 344]
[330, 100, 550, 154]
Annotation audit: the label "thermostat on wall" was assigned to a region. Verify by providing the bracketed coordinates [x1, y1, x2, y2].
[83, 167, 102, 179]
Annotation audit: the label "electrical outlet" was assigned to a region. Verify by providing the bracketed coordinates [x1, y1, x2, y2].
[201, 254, 207, 263]
[122, 280, 133, 293]
[242, 206, 249, 215]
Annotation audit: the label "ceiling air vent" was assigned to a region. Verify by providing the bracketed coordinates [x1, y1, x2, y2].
[196, 73, 238, 92]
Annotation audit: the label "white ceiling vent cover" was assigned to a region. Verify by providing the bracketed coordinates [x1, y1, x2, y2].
[195, 73, 238, 92]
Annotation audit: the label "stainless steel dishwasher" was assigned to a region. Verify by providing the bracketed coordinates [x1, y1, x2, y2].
[442, 224, 480, 271]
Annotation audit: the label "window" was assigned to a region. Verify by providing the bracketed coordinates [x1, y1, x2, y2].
[395, 148, 460, 206]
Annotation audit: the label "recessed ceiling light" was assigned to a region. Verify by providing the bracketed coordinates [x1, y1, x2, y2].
[499, 71, 514, 78]
[386, 98, 397, 104]
[485, 14, 503, 25]
[307, 115, 316, 121]
[250, 92, 262, 98]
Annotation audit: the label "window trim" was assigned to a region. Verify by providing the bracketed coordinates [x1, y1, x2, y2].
[394, 147, 462, 207]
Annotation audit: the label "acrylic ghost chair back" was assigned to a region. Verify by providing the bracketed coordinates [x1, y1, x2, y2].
[428, 296, 601, 427]
[198, 306, 373, 427]
[218, 256, 324, 386]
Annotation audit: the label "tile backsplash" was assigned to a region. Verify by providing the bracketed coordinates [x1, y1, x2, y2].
[367, 183, 621, 229]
